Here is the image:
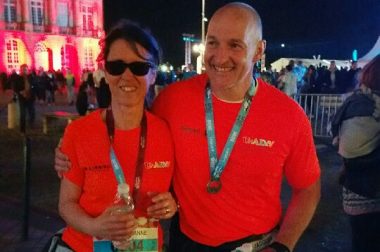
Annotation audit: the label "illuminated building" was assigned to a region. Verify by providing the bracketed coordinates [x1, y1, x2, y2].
[0, 0, 104, 82]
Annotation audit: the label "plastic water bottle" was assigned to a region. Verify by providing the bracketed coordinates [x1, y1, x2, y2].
[112, 183, 135, 250]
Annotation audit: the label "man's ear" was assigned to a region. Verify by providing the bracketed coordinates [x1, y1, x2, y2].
[253, 40, 266, 62]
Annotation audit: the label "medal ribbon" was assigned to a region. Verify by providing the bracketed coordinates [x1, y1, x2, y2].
[205, 78, 257, 183]
[106, 108, 147, 205]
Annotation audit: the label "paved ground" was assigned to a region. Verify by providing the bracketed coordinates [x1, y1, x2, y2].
[0, 94, 352, 252]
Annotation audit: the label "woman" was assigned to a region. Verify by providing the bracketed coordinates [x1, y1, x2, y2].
[331, 55, 380, 252]
[57, 20, 177, 252]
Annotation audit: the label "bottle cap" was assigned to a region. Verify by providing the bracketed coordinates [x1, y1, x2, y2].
[117, 183, 130, 195]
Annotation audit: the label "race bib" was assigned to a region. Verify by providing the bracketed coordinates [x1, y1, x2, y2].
[94, 217, 159, 252]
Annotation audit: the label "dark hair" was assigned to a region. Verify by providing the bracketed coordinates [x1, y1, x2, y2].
[360, 54, 380, 92]
[104, 19, 161, 66]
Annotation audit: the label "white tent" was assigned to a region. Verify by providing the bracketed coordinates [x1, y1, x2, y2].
[270, 58, 351, 72]
[358, 36, 380, 67]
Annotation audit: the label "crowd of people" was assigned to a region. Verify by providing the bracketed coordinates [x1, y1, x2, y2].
[261, 59, 362, 96]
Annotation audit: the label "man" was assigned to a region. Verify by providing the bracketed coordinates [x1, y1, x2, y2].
[322, 60, 340, 93]
[55, 3, 320, 251]
[9, 65, 36, 132]
[344, 60, 360, 93]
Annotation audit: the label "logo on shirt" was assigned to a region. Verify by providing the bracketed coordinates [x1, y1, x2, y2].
[243, 136, 275, 148]
[180, 125, 205, 136]
[83, 164, 111, 171]
[144, 161, 171, 169]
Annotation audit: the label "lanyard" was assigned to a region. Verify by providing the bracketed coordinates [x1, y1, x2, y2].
[106, 108, 147, 204]
[205, 78, 257, 193]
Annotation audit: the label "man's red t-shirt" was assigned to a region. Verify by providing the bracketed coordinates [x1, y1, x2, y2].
[152, 74, 320, 246]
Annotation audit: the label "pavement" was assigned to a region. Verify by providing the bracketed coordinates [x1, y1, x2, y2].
[0, 94, 352, 251]
[0, 197, 65, 251]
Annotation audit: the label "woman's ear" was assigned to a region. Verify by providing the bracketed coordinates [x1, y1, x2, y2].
[148, 68, 158, 87]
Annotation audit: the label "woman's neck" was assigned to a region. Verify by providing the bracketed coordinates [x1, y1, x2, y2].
[109, 103, 144, 130]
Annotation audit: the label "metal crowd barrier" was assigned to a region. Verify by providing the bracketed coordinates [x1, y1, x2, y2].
[293, 94, 345, 138]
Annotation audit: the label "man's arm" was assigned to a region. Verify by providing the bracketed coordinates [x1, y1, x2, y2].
[54, 139, 71, 178]
[274, 178, 321, 251]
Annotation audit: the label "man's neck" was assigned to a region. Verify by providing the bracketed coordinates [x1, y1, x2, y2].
[210, 79, 252, 102]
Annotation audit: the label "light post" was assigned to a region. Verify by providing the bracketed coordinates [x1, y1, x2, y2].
[193, 43, 205, 74]
[201, 0, 206, 45]
[200, 0, 207, 73]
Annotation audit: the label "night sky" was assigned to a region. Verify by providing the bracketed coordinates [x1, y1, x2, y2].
[103, 0, 380, 67]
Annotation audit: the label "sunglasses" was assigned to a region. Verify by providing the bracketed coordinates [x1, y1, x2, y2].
[105, 60, 155, 76]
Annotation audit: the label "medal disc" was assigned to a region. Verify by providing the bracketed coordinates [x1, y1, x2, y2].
[207, 179, 222, 193]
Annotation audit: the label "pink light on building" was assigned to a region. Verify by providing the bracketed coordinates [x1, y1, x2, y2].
[0, 0, 104, 84]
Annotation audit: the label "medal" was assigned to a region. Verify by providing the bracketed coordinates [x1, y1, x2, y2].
[207, 179, 222, 193]
[204, 78, 257, 195]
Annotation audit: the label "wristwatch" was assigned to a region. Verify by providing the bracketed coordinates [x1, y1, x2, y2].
[268, 241, 291, 252]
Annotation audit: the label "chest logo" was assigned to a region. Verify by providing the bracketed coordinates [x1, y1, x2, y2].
[243, 136, 275, 148]
[145, 161, 171, 169]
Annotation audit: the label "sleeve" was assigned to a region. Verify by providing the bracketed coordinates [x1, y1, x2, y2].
[61, 123, 85, 187]
[151, 89, 170, 121]
[283, 111, 321, 189]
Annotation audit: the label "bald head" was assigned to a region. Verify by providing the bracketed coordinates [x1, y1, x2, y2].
[204, 2, 266, 101]
[210, 2, 263, 41]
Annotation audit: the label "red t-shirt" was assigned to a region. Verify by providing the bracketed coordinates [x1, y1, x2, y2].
[61, 110, 174, 251]
[152, 74, 320, 246]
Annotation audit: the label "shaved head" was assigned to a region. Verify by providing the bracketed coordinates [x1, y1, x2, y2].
[204, 2, 266, 101]
[211, 2, 263, 41]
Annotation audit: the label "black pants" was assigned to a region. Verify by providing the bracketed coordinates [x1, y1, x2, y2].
[169, 213, 272, 252]
[19, 97, 35, 133]
[350, 212, 380, 252]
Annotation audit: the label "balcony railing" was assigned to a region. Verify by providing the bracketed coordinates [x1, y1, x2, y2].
[58, 26, 74, 35]
[33, 25, 44, 32]
[5, 22, 19, 30]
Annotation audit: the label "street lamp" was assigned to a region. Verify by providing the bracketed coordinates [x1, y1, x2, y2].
[193, 43, 205, 74]
[201, 0, 206, 45]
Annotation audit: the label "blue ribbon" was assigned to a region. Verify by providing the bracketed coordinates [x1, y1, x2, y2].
[205, 78, 257, 181]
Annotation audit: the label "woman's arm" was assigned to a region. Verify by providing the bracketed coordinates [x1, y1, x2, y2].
[59, 178, 137, 241]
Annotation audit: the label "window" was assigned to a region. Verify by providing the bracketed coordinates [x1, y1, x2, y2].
[4, 0, 16, 23]
[84, 47, 94, 70]
[82, 5, 93, 32]
[57, 2, 69, 27]
[6, 40, 20, 71]
[31, 0, 43, 26]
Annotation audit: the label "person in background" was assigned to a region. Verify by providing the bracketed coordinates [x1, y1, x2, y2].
[293, 60, 307, 93]
[10, 65, 36, 132]
[55, 3, 320, 252]
[182, 64, 197, 80]
[65, 68, 75, 105]
[344, 60, 361, 93]
[331, 55, 380, 252]
[281, 64, 298, 96]
[0, 72, 13, 110]
[322, 60, 340, 93]
[56, 20, 176, 252]
[75, 83, 89, 116]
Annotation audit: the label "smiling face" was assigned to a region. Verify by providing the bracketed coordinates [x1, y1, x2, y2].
[105, 39, 156, 109]
[204, 5, 265, 100]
